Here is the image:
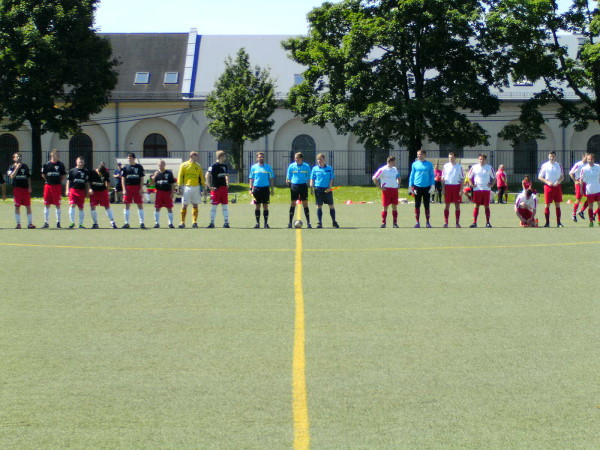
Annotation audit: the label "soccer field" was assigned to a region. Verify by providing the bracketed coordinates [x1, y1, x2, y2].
[1, 200, 598, 449]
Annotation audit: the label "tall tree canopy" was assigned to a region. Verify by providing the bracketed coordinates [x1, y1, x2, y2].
[487, 0, 600, 142]
[283, 0, 501, 161]
[205, 48, 277, 176]
[0, 0, 118, 172]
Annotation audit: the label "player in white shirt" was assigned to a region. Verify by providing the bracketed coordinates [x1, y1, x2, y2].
[372, 156, 401, 228]
[538, 151, 565, 227]
[579, 153, 600, 227]
[569, 153, 588, 221]
[515, 189, 538, 227]
[467, 154, 495, 228]
[441, 151, 464, 228]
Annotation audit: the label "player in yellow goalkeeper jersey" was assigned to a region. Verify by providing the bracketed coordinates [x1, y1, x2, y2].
[177, 151, 206, 228]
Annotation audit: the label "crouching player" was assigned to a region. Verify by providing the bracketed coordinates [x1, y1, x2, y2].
[8, 152, 35, 228]
[66, 157, 90, 229]
[152, 160, 176, 228]
[89, 162, 117, 229]
[515, 189, 538, 227]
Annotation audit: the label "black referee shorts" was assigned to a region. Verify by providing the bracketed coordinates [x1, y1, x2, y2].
[252, 186, 271, 204]
[314, 187, 334, 205]
[290, 183, 309, 202]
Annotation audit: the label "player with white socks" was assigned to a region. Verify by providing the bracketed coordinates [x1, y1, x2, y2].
[41, 149, 66, 228]
[206, 150, 230, 228]
[151, 160, 176, 228]
[120, 152, 146, 229]
[66, 157, 90, 229]
[8, 152, 35, 229]
[88, 162, 117, 229]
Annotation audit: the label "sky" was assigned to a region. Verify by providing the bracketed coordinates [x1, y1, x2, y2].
[95, 0, 575, 35]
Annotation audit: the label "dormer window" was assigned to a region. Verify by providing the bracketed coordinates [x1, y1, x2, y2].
[164, 72, 179, 84]
[134, 72, 150, 84]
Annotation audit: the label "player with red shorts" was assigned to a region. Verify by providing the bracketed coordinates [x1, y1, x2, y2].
[569, 154, 588, 221]
[41, 149, 67, 228]
[8, 152, 35, 228]
[151, 160, 176, 228]
[66, 157, 90, 228]
[372, 156, 401, 228]
[89, 162, 117, 229]
[206, 150, 230, 228]
[120, 152, 146, 229]
[538, 151, 564, 227]
[579, 153, 600, 227]
[515, 189, 538, 227]
[442, 151, 464, 228]
[468, 154, 495, 228]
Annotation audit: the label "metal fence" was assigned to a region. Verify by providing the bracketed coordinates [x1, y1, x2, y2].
[1, 148, 588, 186]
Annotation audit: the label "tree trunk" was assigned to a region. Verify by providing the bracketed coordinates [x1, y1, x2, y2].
[408, 134, 422, 163]
[30, 119, 43, 176]
[233, 140, 244, 183]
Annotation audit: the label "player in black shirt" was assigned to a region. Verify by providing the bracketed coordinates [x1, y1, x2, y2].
[41, 149, 67, 228]
[120, 152, 146, 228]
[89, 162, 117, 229]
[8, 152, 35, 228]
[66, 157, 90, 228]
[151, 160, 176, 228]
[206, 150, 230, 228]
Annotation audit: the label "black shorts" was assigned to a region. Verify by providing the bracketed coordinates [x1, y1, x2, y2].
[252, 186, 271, 204]
[314, 187, 334, 205]
[290, 183, 308, 202]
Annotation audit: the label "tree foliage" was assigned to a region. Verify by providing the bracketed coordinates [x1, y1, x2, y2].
[487, 0, 600, 143]
[205, 48, 277, 175]
[283, 0, 501, 161]
[0, 0, 118, 171]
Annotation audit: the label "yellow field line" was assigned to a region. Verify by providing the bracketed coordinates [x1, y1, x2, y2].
[293, 207, 310, 449]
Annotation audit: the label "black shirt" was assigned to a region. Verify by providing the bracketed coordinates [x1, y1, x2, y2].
[154, 170, 176, 192]
[42, 161, 67, 185]
[8, 163, 30, 189]
[208, 163, 228, 188]
[68, 167, 89, 190]
[89, 170, 109, 192]
[121, 164, 145, 186]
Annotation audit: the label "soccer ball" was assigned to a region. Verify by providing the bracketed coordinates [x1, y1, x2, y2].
[294, 220, 303, 228]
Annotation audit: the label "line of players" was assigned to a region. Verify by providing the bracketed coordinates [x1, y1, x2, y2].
[2, 150, 340, 230]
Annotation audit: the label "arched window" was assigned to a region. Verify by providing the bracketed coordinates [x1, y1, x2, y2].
[439, 143, 464, 158]
[587, 134, 600, 154]
[513, 138, 538, 175]
[68, 134, 93, 169]
[0, 134, 18, 172]
[291, 134, 316, 166]
[364, 140, 388, 175]
[143, 133, 168, 157]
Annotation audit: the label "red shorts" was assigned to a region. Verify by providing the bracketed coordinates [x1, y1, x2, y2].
[69, 188, 86, 208]
[543, 184, 563, 204]
[444, 184, 461, 204]
[575, 182, 586, 200]
[517, 208, 533, 220]
[155, 190, 174, 209]
[586, 192, 600, 202]
[90, 190, 110, 208]
[43, 184, 62, 206]
[210, 186, 228, 205]
[13, 187, 31, 207]
[473, 190, 491, 206]
[124, 185, 143, 204]
[382, 188, 399, 207]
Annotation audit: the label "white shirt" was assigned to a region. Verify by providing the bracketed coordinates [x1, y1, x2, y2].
[580, 164, 600, 195]
[373, 165, 400, 189]
[468, 164, 495, 191]
[515, 192, 537, 211]
[569, 160, 585, 181]
[442, 162, 464, 185]
[538, 161, 563, 184]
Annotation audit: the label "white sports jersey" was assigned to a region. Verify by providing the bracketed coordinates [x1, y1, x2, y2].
[580, 164, 600, 195]
[442, 162, 464, 185]
[468, 164, 495, 191]
[515, 192, 537, 211]
[538, 161, 563, 184]
[373, 165, 400, 189]
[569, 160, 586, 180]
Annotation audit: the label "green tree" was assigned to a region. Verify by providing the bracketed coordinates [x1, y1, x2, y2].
[283, 0, 501, 162]
[487, 0, 600, 143]
[0, 0, 118, 172]
[205, 48, 277, 177]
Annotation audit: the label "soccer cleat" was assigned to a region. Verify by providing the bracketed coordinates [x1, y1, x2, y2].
[572, 213, 577, 222]
[154, 224, 160, 228]
[69, 223, 75, 229]
[178, 223, 185, 229]
[469, 223, 477, 228]
[192, 223, 198, 228]
[288, 223, 293, 228]
[426, 223, 432, 228]
[15, 224, 21, 229]
[42, 222, 49, 228]
[579, 211, 586, 220]
[456, 223, 461, 228]
[254, 223, 260, 229]
[316, 223, 323, 229]
[27, 224, 36, 229]
[264, 223, 270, 229]
[140, 223, 146, 229]
[393, 223, 399, 228]
[414, 223, 420, 228]
[111, 222, 118, 229]
[122, 223, 130, 229]
[79, 225, 85, 229]
[307, 223, 312, 229]
[207, 223, 215, 228]
[92, 223, 99, 229]
[333, 222, 339, 229]
[589, 221, 594, 227]
[557, 222, 564, 228]
[485, 223, 492, 228]
[168, 224, 175, 228]
[380, 223, 386, 228]
[443, 223, 448, 228]
[543, 223, 550, 228]
[56, 222, 61, 228]
[223, 223, 230, 228]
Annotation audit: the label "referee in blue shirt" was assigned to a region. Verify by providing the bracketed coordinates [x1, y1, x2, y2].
[286, 152, 312, 228]
[310, 153, 339, 228]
